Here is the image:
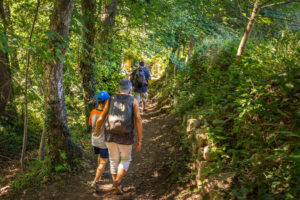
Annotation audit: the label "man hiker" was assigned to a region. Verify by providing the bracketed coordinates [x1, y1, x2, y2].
[89, 91, 110, 188]
[93, 79, 143, 195]
[130, 61, 151, 112]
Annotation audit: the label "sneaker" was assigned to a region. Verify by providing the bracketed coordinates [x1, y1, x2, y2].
[91, 181, 101, 187]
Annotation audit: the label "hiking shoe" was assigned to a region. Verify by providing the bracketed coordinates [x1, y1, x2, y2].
[91, 181, 101, 187]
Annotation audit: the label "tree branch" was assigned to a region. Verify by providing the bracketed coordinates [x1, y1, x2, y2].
[261, 0, 300, 9]
[0, 155, 15, 161]
[261, 0, 275, 7]
[236, 0, 251, 20]
[258, 15, 300, 23]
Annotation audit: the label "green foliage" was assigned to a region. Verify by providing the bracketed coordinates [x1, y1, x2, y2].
[1, 0, 300, 197]
[155, 30, 300, 198]
[0, 111, 42, 157]
[11, 157, 52, 190]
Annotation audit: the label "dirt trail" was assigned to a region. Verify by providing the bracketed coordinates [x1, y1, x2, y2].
[13, 99, 189, 200]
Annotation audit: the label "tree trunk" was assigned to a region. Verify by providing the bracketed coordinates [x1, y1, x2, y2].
[80, 0, 97, 131]
[44, 0, 81, 167]
[39, 123, 46, 160]
[20, 0, 40, 171]
[0, 0, 12, 117]
[236, 1, 261, 57]
[2, 0, 19, 70]
[99, 0, 118, 44]
[175, 46, 181, 76]
[185, 35, 194, 64]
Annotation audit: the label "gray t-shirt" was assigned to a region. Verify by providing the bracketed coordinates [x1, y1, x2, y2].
[90, 110, 107, 149]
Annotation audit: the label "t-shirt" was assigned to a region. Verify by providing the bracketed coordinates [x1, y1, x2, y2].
[89, 108, 107, 149]
[131, 67, 151, 93]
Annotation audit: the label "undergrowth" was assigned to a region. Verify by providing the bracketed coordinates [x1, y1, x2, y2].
[154, 30, 300, 199]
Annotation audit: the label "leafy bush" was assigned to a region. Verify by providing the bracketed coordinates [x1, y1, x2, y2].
[156, 30, 300, 199]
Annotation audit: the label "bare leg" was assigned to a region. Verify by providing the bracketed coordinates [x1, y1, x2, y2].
[142, 101, 146, 111]
[113, 169, 126, 194]
[112, 174, 117, 182]
[116, 168, 126, 183]
[94, 157, 107, 182]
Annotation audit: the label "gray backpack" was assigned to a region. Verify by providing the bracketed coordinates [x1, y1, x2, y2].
[106, 94, 134, 134]
[134, 67, 148, 87]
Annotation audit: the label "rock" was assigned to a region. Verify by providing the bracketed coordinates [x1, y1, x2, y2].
[209, 172, 236, 191]
[187, 133, 195, 140]
[191, 142, 197, 154]
[197, 147, 204, 160]
[209, 190, 223, 200]
[195, 133, 207, 147]
[251, 153, 264, 166]
[197, 171, 236, 197]
[198, 115, 204, 120]
[187, 119, 201, 133]
[168, 146, 175, 153]
[203, 146, 218, 162]
[196, 161, 211, 188]
[190, 162, 196, 171]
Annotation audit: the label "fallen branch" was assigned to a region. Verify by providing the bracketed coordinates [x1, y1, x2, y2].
[0, 155, 15, 161]
[224, 113, 239, 123]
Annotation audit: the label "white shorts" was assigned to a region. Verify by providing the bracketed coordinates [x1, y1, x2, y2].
[106, 142, 132, 174]
[135, 92, 148, 104]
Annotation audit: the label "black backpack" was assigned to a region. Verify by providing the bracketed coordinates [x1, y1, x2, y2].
[134, 67, 147, 87]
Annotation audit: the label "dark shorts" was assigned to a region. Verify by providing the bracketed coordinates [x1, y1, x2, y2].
[93, 147, 109, 159]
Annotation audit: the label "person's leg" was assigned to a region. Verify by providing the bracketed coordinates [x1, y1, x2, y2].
[93, 148, 109, 182]
[112, 144, 132, 194]
[97, 154, 101, 165]
[114, 144, 132, 186]
[106, 142, 120, 183]
[142, 92, 148, 111]
[94, 157, 107, 182]
[135, 92, 141, 105]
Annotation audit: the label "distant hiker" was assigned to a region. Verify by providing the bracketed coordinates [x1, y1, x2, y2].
[89, 91, 110, 188]
[94, 79, 143, 195]
[130, 61, 151, 112]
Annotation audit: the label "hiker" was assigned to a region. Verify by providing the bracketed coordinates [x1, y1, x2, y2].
[93, 79, 143, 195]
[130, 61, 151, 112]
[89, 91, 110, 188]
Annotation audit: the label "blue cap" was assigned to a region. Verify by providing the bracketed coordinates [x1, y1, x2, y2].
[96, 91, 110, 102]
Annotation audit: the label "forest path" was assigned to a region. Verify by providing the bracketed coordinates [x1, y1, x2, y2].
[29, 99, 189, 200]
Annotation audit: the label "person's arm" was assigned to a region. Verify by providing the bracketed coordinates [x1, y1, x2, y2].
[129, 71, 134, 80]
[88, 111, 93, 126]
[129, 74, 133, 80]
[93, 100, 109, 136]
[133, 99, 142, 152]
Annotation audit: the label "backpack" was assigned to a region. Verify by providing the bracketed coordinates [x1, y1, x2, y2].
[134, 67, 147, 87]
[106, 94, 134, 135]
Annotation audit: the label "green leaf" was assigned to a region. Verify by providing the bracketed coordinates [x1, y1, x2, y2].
[212, 119, 225, 125]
